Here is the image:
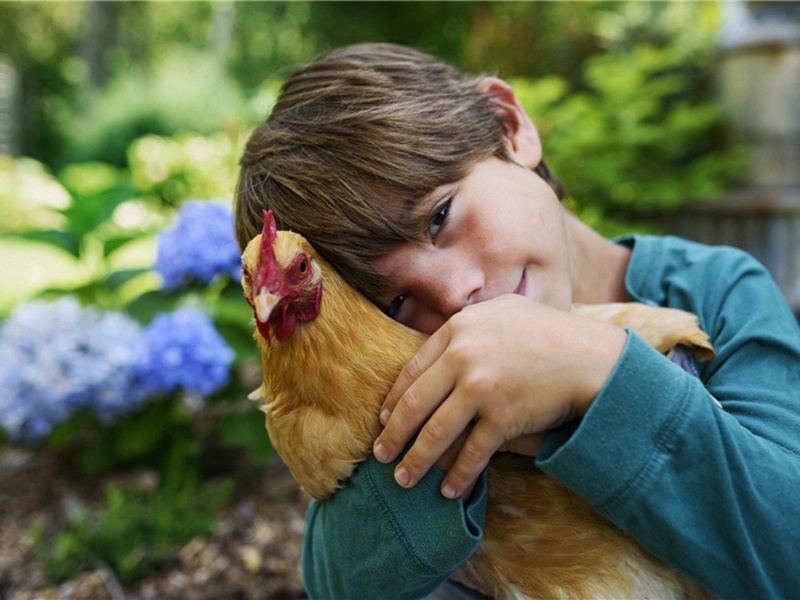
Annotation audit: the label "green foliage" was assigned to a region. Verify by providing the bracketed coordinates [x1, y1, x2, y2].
[512, 41, 744, 232]
[4, 1, 726, 168]
[1, 139, 268, 472]
[47, 397, 198, 480]
[3, 160, 160, 310]
[32, 475, 234, 585]
[215, 409, 274, 470]
[127, 133, 241, 207]
[58, 50, 249, 167]
[1, 128, 245, 312]
[6, 139, 267, 582]
[0, 156, 71, 233]
[0, 3, 84, 162]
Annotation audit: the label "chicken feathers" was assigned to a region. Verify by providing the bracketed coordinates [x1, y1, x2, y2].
[243, 222, 425, 500]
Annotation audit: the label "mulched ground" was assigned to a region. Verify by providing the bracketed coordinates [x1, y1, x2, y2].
[0, 446, 311, 599]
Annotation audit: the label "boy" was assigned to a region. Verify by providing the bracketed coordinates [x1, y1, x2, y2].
[235, 43, 800, 599]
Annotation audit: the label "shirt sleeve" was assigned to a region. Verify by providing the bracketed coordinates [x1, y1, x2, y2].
[302, 454, 488, 600]
[537, 249, 800, 600]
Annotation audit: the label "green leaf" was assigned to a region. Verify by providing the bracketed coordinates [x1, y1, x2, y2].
[47, 411, 97, 449]
[11, 229, 81, 257]
[113, 406, 171, 460]
[54, 162, 138, 240]
[124, 290, 181, 324]
[212, 291, 253, 328]
[58, 162, 124, 199]
[102, 233, 148, 258]
[60, 183, 138, 239]
[216, 410, 274, 468]
[78, 435, 115, 478]
[104, 268, 150, 292]
[214, 321, 258, 362]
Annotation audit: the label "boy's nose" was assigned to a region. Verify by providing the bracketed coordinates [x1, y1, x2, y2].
[428, 265, 484, 318]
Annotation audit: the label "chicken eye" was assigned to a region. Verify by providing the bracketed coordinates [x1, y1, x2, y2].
[386, 294, 406, 320]
[299, 260, 308, 274]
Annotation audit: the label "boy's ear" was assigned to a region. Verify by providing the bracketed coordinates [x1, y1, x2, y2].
[476, 77, 542, 169]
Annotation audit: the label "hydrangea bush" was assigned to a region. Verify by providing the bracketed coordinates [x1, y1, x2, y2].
[0, 297, 144, 441]
[134, 308, 234, 397]
[2, 153, 265, 585]
[154, 201, 242, 291]
[0, 299, 235, 443]
[0, 200, 245, 444]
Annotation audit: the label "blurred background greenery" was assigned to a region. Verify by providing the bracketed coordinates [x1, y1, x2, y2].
[0, 1, 743, 314]
[0, 1, 745, 593]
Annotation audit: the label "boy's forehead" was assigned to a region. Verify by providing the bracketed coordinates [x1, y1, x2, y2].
[368, 246, 411, 278]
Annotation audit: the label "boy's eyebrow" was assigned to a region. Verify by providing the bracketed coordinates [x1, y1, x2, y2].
[415, 179, 463, 226]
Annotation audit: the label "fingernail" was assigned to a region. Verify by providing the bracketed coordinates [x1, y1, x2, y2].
[395, 466, 410, 487]
[442, 483, 457, 499]
[374, 443, 389, 463]
[379, 409, 391, 425]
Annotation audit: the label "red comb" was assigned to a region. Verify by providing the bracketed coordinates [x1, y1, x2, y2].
[257, 210, 278, 273]
[261, 208, 277, 246]
[257, 209, 280, 279]
[254, 209, 280, 346]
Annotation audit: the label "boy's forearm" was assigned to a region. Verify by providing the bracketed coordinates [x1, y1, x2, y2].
[538, 331, 800, 598]
[303, 455, 488, 599]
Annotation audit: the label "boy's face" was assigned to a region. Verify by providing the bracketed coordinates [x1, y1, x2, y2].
[370, 156, 574, 334]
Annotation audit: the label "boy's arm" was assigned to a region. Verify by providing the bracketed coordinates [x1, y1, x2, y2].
[303, 455, 488, 600]
[538, 250, 800, 599]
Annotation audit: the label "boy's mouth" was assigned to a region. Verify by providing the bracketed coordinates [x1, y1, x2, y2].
[514, 270, 528, 296]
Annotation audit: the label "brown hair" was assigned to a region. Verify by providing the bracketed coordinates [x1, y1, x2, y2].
[235, 43, 564, 304]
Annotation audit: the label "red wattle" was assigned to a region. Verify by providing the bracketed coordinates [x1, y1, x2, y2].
[274, 308, 297, 342]
[256, 318, 272, 347]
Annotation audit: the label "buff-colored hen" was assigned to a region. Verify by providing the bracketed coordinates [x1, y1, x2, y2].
[242, 210, 715, 599]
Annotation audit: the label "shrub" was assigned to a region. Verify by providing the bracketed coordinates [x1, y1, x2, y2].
[0, 142, 269, 588]
[154, 201, 242, 291]
[32, 476, 234, 585]
[134, 308, 235, 397]
[59, 50, 249, 167]
[0, 297, 235, 445]
[511, 43, 743, 234]
[0, 297, 145, 442]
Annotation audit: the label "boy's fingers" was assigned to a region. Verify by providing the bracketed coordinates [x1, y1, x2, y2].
[389, 393, 474, 489]
[440, 420, 503, 499]
[373, 356, 455, 465]
[381, 326, 451, 419]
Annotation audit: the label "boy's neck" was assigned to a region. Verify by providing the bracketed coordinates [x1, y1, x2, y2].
[566, 213, 631, 306]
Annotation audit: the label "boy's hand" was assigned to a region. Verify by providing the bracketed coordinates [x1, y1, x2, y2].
[372, 295, 627, 499]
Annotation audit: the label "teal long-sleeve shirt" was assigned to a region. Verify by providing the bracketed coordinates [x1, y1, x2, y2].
[302, 235, 800, 599]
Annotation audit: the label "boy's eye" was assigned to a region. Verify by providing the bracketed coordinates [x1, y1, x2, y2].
[429, 199, 451, 240]
[386, 294, 406, 320]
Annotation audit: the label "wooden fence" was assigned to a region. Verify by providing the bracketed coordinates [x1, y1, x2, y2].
[692, 3, 800, 319]
[658, 189, 800, 318]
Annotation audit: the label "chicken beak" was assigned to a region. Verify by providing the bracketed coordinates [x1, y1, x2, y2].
[254, 289, 281, 323]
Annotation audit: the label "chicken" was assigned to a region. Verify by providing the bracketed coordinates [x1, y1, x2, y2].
[242, 210, 716, 599]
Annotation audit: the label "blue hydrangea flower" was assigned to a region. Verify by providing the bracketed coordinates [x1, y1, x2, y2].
[154, 201, 242, 291]
[0, 297, 146, 442]
[133, 308, 234, 397]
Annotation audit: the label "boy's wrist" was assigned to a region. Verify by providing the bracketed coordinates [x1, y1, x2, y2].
[571, 322, 628, 418]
